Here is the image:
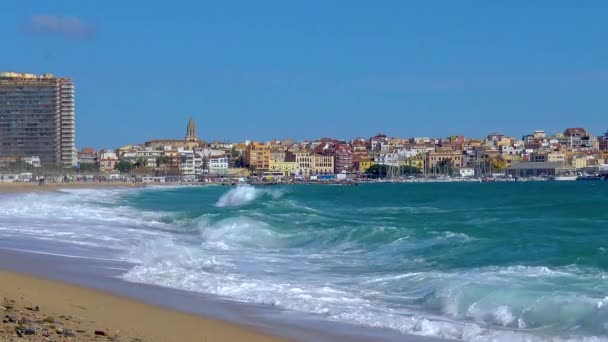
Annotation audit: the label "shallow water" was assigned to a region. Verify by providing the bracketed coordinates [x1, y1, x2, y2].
[1, 182, 607, 341]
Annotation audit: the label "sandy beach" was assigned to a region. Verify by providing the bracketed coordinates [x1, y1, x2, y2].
[0, 182, 144, 193]
[0, 270, 286, 342]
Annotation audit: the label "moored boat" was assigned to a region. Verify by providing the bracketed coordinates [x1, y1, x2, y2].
[553, 175, 578, 181]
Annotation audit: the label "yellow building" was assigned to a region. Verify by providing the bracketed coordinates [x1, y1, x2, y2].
[502, 154, 521, 167]
[247, 142, 270, 172]
[356, 159, 375, 173]
[496, 137, 511, 147]
[466, 139, 483, 147]
[570, 156, 587, 169]
[269, 160, 299, 176]
[531, 152, 565, 164]
[312, 154, 334, 175]
[402, 155, 425, 170]
[548, 152, 565, 163]
[427, 151, 464, 168]
[294, 151, 312, 177]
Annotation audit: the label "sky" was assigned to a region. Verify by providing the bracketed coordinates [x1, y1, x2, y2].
[2, 1, 607, 149]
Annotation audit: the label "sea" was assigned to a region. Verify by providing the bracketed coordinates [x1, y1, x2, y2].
[1, 182, 608, 342]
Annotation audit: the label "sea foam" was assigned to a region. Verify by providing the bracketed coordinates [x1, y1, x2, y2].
[215, 185, 283, 207]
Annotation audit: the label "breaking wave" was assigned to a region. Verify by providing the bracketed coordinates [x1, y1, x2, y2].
[215, 185, 284, 207]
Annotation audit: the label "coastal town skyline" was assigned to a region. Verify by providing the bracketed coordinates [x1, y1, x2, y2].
[2, 71, 607, 182]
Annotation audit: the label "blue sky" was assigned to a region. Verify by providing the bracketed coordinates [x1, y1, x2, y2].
[2, 1, 607, 148]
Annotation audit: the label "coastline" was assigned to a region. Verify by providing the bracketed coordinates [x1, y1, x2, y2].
[0, 181, 143, 193]
[0, 270, 286, 342]
[0, 249, 445, 342]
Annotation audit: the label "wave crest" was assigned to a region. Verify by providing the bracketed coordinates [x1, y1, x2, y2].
[215, 186, 284, 207]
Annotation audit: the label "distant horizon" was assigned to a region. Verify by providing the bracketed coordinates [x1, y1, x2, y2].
[3, 0, 607, 149]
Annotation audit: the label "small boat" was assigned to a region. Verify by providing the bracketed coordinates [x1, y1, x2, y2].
[553, 175, 578, 181]
[577, 174, 602, 181]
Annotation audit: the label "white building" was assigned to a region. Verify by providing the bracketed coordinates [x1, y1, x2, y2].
[374, 153, 400, 167]
[179, 150, 199, 176]
[209, 156, 229, 175]
[134, 148, 162, 166]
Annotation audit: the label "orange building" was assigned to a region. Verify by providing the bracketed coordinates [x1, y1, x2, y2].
[247, 142, 270, 172]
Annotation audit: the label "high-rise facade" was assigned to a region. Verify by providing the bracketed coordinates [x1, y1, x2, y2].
[0, 72, 76, 168]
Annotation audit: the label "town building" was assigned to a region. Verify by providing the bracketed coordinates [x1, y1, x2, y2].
[354, 159, 375, 173]
[506, 162, 575, 177]
[145, 117, 202, 150]
[208, 155, 229, 175]
[426, 150, 464, 169]
[333, 147, 353, 173]
[0, 72, 76, 168]
[529, 152, 565, 164]
[294, 151, 312, 177]
[246, 142, 270, 172]
[269, 159, 298, 176]
[312, 154, 334, 175]
[98, 151, 118, 173]
[78, 147, 97, 166]
[600, 131, 608, 151]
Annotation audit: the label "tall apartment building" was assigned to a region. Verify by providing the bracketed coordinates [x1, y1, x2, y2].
[246, 142, 270, 172]
[0, 72, 76, 168]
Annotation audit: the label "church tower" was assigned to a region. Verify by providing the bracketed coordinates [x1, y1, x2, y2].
[185, 117, 198, 142]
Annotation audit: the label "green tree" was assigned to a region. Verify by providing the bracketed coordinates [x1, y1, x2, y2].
[115, 161, 133, 173]
[79, 163, 99, 172]
[155, 156, 170, 168]
[230, 146, 240, 159]
[365, 164, 392, 179]
[400, 165, 421, 175]
[135, 158, 147, 168]
[436, 159, 453, 176]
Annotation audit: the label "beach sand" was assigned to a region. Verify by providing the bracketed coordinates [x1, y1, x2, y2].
[0, 270, 287, 342]
[0, 182, 144, 193]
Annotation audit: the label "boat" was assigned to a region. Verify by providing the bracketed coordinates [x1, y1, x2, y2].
[553, 175, 578, 181]
[577, 174, 602, 181]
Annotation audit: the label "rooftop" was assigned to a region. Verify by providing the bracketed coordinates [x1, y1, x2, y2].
[0, 72, 56, 79]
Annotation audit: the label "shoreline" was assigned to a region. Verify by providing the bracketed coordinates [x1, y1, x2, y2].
[0, 270, 286, 342]
[0, 181, 143, 193]
[0, 248, 444, 342]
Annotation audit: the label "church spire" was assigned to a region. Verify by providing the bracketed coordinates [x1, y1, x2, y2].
[185, 116, 198, 142]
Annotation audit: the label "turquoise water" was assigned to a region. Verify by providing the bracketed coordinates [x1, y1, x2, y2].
[116, 182, 608, 341]
[2, 182, 608, 341]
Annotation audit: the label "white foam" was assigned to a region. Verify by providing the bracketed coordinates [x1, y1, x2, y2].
[0, 189, 175, 258]
[215, 186, 283, 207]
